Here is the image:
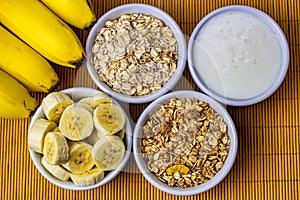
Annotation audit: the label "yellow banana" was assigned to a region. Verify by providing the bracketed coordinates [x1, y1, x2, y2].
[0, 0, 85, 68]
[41, 0, 96, 29]
[0, 26, 59, 93]
[0, 69, 38, 119]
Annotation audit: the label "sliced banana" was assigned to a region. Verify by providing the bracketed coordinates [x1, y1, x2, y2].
[53, 127, 60, 132]
[41, 156, 70, 181]
[42, 92, 73, 123]
[70, 167, 104, 187]
[93, 104, 125, 136]
[77, 96, 94, 106]
[92, 92, 112, 107]
[28, 118, 57, 154]
[85, 130, 102, 146]
[85, 128, 125, 146]
[97, 129, 125, 140]
[95, 130, 106, 139]
[59, 104, 93, 141]
[35, 91, 127, 186]
[62, 141, 94, 175]
[75, 102, 93, 113]
[92, 135, 125, 171]
[79, 92, 112, 108]
[43, 131, 69, 165]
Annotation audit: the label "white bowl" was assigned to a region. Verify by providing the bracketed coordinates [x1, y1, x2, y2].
[133, 90, 238, 195]
[188, 5, 289, 106]
[86, 4, 187, 104]
[28, 87, 133, 190]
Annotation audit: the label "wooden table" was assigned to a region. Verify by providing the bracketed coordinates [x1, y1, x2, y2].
[0, 0, 299, 199]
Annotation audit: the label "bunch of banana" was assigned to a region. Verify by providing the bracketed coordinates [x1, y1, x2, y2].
[0, 0, 85, 68]
[0, 0, 98, 118]
[28, 91, 127, 186]
[0, 26, 59, 93]
[0, 69, 38, 119]
[41, 0, 96, 29]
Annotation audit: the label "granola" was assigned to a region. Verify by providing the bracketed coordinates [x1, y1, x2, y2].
[141, 98, 231, 188]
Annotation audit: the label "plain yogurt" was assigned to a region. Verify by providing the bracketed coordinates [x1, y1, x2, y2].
[192, 10, 282, 99]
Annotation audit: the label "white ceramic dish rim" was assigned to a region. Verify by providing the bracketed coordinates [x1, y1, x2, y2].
[28, 87, 133, 190]
[86, 3, 187, 104]
[133, 90, 238, 196]
[187, 5, 290, 106]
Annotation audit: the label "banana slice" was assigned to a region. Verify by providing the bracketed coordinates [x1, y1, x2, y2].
[91, 92, 112, 107]
[62, 141, 94, 175]
[42, 92, 73, 123]
[85, 131, 102, 146]
[96, 130, 105, 138]
[92, 135, 125, 171]
[74, 102, 93, 113]
[79, 92, 112, 108]
[77, 97, 94, 105]
[70, 167, 104, 187]
[28, 118, 57, 154]
[85, 128, 125, 146]
[53, 127, 60, 132]
[59, 104, 93, 141]
[41, 157, 70, 181]
[43, 131, 69, 165]
[93, 104, 125, 136]
[97, 129, 125, 139]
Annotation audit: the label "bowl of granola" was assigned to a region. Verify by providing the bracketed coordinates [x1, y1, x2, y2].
[86, 4, 186, 104]
[133, 90, 238, 195]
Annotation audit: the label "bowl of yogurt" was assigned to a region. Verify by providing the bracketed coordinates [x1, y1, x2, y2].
[188, 5, 289, 106]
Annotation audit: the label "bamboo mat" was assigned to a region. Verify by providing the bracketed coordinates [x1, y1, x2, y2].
[0, 0, 299, 199]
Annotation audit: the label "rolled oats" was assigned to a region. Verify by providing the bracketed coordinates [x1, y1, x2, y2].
[91, 13, 178, 96]
[141, 98, 231, 188]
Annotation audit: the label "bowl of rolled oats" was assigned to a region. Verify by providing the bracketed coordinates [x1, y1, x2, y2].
[86, 4, 187, 104]
[133, 90, 238, 195]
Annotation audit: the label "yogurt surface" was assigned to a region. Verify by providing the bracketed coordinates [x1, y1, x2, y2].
[192, 10, 282, 99]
